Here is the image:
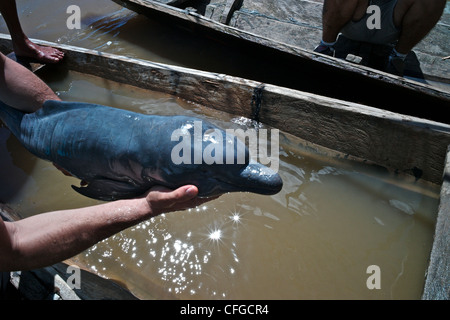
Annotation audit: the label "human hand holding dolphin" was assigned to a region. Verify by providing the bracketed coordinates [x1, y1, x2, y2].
[141, 185, 218, 218]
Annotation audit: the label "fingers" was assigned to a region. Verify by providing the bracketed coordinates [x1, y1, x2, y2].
[145, 185, 219, 215]
[149, 185, 198, 207]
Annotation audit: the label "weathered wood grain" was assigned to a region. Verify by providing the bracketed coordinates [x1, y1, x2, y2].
[422, 147, 450, 300]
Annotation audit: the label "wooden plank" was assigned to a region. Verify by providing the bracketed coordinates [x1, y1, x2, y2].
[51, 262, 138, 300]
[153, 0, 189, 5]
[8, 263, 138, 300]
[257, 85, 450, 185]
[422, 146, 450, 300]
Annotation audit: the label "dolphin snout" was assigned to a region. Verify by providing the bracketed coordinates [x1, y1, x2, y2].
[238, 162, 283, 195]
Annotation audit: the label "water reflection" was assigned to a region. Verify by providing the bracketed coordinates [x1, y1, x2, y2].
[74, 9, 138, 51]
[230, 211, 243, 225]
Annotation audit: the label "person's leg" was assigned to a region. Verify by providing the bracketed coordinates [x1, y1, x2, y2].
[322, 0, 369, 43]
[393, 0, 446, 55]
[384, 0, 445, 75]
[315, 0, 369, 55]
[0, 0, 64, 63]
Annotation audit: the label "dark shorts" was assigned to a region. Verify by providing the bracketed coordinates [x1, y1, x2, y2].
[1, 272, 10, 297]
[340, 0, 400, 44]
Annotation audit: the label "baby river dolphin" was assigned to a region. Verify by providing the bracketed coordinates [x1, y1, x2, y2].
[0, 100, 282, 200]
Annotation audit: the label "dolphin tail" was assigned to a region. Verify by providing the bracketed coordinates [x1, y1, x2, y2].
[0, 100, 25, 138]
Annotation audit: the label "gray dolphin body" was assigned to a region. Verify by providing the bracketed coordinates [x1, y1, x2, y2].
[0, 100, 282, 200]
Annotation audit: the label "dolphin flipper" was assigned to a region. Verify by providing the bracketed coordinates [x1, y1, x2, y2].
[72, 178, 149, 201]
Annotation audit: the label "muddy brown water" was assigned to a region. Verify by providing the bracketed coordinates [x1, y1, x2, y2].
[0, 0, 444, 299]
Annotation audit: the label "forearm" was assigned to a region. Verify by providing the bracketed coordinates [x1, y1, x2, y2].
[0, 52, 60, 112]
[0, 185, 203, 271]
[1, 198, 151, 271]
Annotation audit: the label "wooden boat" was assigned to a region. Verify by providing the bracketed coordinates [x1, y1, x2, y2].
[111, 0, 450, 124]
[0, 34, 448, 299]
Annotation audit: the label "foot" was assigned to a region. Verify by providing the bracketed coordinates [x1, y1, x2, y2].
[384, 51, 407, 76]
[314, 43, 335, 57]
[13, 38, 64, 64]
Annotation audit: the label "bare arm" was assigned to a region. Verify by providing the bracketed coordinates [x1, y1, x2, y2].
[0, 185, 211, 271]
[0, 52, 60, 112]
